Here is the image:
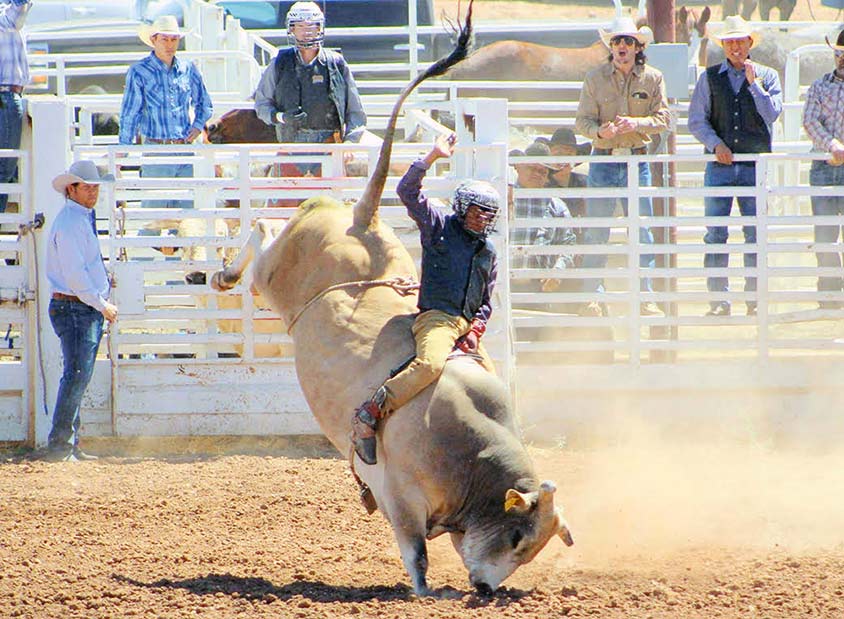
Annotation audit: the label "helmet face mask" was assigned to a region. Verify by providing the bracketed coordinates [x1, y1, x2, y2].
[286, 1, 325, 49]
[453, 180, 501, 237]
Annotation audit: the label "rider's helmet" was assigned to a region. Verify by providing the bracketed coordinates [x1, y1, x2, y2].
[286, 1, 325, 49]
[452, 180, 501, 237]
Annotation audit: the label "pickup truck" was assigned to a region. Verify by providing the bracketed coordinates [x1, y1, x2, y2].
[216, 0, 439, 66]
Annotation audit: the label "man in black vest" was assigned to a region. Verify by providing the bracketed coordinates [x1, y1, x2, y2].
[688, 15, 782, 317]
[253, 1, 366, 175]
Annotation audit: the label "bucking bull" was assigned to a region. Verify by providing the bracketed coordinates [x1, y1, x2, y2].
[209, 1, 573, 596]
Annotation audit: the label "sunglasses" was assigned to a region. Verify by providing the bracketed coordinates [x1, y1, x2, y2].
[610, 35, 638, 46]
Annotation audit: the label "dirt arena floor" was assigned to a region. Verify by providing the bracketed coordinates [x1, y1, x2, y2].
[3, 436, 844, 619]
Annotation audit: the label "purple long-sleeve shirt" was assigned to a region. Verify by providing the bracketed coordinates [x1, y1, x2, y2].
[397, 160, 496, 325]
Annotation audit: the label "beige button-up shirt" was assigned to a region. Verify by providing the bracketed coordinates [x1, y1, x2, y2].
[575, 61, 672, 150]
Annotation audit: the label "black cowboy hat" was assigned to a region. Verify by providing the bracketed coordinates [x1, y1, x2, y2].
[549, 127, 592, 157]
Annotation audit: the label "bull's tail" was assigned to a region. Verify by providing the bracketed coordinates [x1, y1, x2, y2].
[352, 0, 474, 230]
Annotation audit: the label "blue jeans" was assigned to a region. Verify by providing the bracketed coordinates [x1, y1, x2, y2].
[139, 152, 194, 237]
[582, 160, 655, 293]
[48, 299, 105, 449]
[703, 161, 757, 309]
[809, 160, 844, 295]
[0, 91, 24, 213]
[292, 129, 337, 176]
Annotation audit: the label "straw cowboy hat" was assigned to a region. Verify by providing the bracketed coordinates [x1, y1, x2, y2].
[825, 29, 844, 51]
[139, 15, 187, 47]
[52, 160, 114, 194]
[712, 15, 761, 48]
[599, 16, 654, 48]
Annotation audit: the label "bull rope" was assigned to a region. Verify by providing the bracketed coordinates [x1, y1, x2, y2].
[285, 275, 419, 334]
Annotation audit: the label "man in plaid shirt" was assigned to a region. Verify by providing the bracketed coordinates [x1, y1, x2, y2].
[509, 141, 577, 312]
[802, 29, 844, 310]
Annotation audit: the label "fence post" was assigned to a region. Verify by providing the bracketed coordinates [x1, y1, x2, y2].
[452, 97, 514, 397]
[628, 156, 642, 366]
[28, 98, 72, 446]
[756, 155, 769, 360]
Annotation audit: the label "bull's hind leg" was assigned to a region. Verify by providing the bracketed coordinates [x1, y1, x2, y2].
[210, 220, 274, 291]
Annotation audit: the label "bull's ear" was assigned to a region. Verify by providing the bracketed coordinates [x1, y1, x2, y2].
[504, 489, 533, 514]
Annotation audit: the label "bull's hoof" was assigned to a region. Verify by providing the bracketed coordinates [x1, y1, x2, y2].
[354, 436, 377, 465]
[360, 486, 377, 514]
[210, 271, 231, 292]
[185, 271, 206, 285]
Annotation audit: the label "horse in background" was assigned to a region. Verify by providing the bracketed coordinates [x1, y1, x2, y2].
[722, 0, 798, 21]
[446, 8, 713, 85]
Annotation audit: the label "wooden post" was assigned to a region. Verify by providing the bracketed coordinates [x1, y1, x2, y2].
[647, 0, 678, 362]
[647, 0, 676, 43]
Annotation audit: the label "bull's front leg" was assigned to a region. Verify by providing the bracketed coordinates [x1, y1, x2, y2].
[386, 500, 432, 596]
[210, 220, 270, 291]
[395, 525, 431, 596]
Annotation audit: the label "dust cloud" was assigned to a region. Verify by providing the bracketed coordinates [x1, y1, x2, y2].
[529, 408, 844, 568]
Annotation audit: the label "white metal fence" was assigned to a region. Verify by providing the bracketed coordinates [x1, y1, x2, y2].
[7, 6, 844, 446]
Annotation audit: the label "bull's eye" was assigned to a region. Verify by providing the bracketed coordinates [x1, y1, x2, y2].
[510, 529, 523, 549]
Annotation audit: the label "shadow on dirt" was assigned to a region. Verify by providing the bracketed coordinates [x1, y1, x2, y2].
[113, 572, 532, 604]
[115, 572, 413, 602]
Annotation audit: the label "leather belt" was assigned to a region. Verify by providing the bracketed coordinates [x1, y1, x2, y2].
[0, 85, 23, 94]
[593, 146, 647, 156]
[52, 292, 83, 303]
[145, 137, 188, 144]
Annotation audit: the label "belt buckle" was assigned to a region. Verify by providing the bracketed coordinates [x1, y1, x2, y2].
[612, 148, 633, 156]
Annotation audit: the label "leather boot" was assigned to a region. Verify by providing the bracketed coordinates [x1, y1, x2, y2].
[351, 386, 387, 465]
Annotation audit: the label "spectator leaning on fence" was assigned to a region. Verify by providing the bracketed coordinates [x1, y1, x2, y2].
[545, 128, 591, 212]
[253, 1, 366, 176]
[118, 16, 212, 221]
[510, 141, 578, 305]
[688, 15, 782, 318]
[801, 29, 844, 311]
[42, 161, 118, 462]
[574, 16, 671, 318]
[0, 0, 31, 215]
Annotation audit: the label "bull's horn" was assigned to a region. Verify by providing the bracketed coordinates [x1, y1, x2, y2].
[503, 488, 534, 514]
[537, 480, 557, 511]
[555, 508, 575, 547]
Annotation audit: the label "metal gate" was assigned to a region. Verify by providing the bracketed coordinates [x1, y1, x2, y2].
[0, 147, 35, 444]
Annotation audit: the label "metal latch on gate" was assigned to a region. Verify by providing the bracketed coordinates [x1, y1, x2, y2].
[0, 286, 35, 305]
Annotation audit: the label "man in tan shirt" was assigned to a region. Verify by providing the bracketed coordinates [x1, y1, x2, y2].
[575, 16, 672, 317]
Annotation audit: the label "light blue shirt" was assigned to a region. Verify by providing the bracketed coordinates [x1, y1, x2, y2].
[0, 0, 31, 86]
[47, 199, 110, 312]
[688, 60, 783, 152]
[118, 52, 213, 145]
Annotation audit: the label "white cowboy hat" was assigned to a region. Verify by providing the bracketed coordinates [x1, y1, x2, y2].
[825, 29, 844, 51]
[52, 160, 115, 194]
[712, 15, 761, 48]
[599, 16, 653, 48]
[139, 15, 186, 48]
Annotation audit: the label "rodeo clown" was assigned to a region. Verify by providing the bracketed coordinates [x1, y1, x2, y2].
[351, 133, 500, 465]
[253, 0, 366, 174]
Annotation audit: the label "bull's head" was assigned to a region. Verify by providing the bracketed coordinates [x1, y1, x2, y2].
[456, 481, 573, 595]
